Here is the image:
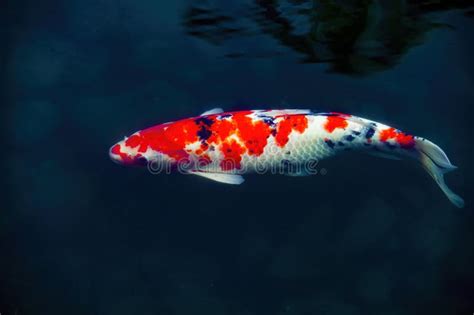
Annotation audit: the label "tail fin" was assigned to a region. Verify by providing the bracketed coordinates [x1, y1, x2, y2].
[416, 138, 464, 208]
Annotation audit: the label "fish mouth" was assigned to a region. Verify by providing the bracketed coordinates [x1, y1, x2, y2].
[109, 144, 124, 165]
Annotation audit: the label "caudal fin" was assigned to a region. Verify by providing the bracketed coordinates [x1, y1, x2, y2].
[416, 138, 464, 208]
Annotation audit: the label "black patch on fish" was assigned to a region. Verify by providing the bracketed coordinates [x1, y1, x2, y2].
[352, 131, 361, 136]
[219, 114, 232, 119]
[271, 129, 277, 136]
[338, 141, 345, 146]
[195, 117, 214, 141]
[365, 127, 375, 139]
[258, 115, 275, 126]
[384, 142, 397, 150]
[324, 139, 335, 148]
[345, 135, 355, 142]
[195, 116, 214, 126]
[197, 126, 212, 141]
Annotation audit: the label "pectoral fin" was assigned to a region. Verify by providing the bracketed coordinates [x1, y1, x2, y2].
[189, 171, 245, 185]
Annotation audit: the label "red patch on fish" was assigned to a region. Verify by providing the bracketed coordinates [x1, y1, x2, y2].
[207, 118, 234, 144]
[111, 144, 133, 163]
[396, 134, 415, 148]
[125, 134, 141, 148]
[379, 127, 415, 149]
[220, 139, 246, 170]
[140, 119, 200, 161]
[275, 115, 308, 147]
[111, 144, 122, 155]
[195, 148, 204, 155]
[138, 142, 148, 153]
[324, 116, 348, 133]
[379, 128, 397, 142]
[233, 111, 272, 156]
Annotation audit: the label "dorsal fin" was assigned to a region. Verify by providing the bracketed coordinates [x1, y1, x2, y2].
[201, 108, 224, 116]
[258, 109, 312, 117]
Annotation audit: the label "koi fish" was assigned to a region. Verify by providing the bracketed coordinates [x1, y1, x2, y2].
[109, 109, 464, 208]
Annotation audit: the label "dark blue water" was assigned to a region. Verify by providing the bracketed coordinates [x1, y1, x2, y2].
[2, 1, 473, 314]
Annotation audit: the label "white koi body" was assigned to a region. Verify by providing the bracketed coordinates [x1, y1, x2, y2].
[110, 109, 464, 208]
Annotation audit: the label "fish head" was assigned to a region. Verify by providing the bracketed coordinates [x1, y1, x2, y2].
[109, 131, 172, 169]
[109, 137, 147, 167]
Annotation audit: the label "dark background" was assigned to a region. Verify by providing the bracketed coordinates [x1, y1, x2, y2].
[1, 0, 473, 314]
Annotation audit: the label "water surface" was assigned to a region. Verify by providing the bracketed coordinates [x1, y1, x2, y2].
[1, 1, 473, 314]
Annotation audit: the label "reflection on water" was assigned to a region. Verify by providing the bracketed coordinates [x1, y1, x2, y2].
[183, 0, 473, 74]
